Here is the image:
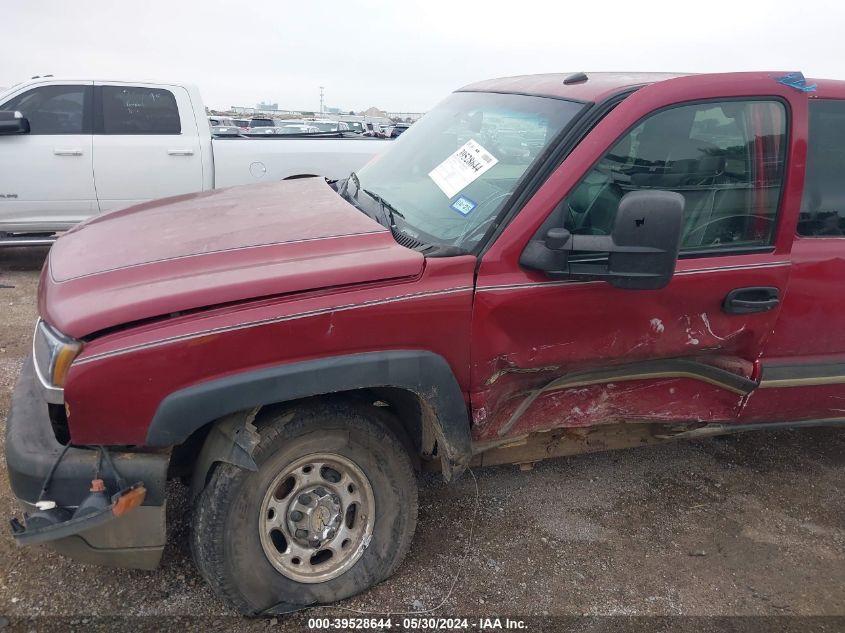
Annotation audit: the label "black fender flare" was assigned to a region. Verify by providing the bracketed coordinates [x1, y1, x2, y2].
[146, 350, 472, 481]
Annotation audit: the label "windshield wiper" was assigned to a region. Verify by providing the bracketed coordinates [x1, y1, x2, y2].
[342, 174, 411, 240]
[362, 188, 404, 228]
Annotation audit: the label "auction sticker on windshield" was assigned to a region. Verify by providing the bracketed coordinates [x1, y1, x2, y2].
[429, 139, 498, 198]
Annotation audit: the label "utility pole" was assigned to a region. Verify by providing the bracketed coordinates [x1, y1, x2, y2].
[319, 86, 325, 114]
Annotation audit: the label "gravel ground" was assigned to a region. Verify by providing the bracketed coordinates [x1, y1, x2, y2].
[0, 247, 843, 632]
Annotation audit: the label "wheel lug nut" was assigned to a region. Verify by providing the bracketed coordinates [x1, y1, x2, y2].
[295, 529, 309, 539]
[298, 494, 312, 505]
[290, 511, 303, 521]
[315, 487, 327, 496]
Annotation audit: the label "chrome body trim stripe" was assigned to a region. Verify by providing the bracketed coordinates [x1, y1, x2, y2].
[75, 286, 474, 365]
[476, 261, 791, 292]
[675, 261, 791, 276]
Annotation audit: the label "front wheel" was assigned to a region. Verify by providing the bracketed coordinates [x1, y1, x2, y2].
[191, 402, 418, 615]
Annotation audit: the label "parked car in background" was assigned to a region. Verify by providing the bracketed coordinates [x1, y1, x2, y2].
[209, 125, 241, 136]
[305, 119, 351, 132]
[278, 124, 320, 134]
[247, 116, 275, 129]
[338, 118, 366, 133]
[8, 71, 845, 616]
[208, 115, 235, 127]
[388, 122, 410, 138]
[232, 118, 250, 132]
[0, 78, 392, 243]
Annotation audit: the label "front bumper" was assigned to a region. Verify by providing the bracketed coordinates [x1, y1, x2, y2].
[5, 357, 169, 569]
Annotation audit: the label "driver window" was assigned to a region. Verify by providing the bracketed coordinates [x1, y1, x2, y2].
[558, 100, 787, 253]
[2, 85, 90, 135]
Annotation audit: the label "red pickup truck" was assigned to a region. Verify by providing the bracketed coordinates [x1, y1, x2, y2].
[7, 71, 845, 615]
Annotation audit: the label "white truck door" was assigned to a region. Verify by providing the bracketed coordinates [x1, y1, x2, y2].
[93, 83, 203, 213]
[0, 82, 96, 233]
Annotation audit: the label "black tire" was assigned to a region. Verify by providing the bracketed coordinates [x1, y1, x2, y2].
[190, 401, 418, 615]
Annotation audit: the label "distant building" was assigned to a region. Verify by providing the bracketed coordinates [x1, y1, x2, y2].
[360, 106, 389, 118]
[257, 101, 278, 110]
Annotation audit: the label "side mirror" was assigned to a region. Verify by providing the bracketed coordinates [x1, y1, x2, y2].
[0, 111, 30, 135]
[522, 190, 685, 290]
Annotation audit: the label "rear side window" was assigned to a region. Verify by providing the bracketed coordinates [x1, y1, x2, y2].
[799, 100, 845, 236]
[558, 100, 787, 254]
[2, 85, 90, 134]
[101, 86, 181, 134]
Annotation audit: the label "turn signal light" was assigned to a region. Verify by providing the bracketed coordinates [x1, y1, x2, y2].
[112, 485, 147, 517]
[52, 341, 83, 387]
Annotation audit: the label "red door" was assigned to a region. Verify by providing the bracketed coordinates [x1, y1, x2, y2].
[470, 74, 808, 442]
[741, 93, 845, 423]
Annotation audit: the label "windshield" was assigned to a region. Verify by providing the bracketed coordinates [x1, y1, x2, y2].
[353, 91, 583, 252]
[311, 121, 338, 131]
[249, 119, 274, 127]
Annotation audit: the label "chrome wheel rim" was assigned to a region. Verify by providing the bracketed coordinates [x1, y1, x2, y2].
[258, 453, 375, 583]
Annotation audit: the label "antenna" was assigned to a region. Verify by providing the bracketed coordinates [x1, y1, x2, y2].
[319, 86, 325, 114]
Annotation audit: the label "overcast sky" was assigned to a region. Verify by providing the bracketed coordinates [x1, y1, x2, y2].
[2, 0, 844, 113]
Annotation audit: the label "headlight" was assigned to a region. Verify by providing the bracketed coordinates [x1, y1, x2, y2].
[32, 319, 83, 401]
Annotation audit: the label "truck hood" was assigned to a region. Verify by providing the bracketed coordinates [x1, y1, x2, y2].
[40, 179, 424, 338]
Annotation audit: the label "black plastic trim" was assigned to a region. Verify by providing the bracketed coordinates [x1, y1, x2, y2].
[760, 362, 845, 383]
[146, 350, 472, 472]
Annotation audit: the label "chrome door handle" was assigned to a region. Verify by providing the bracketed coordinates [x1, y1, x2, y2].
[53, 149, 83, 156]
[167, 149, 194, 156]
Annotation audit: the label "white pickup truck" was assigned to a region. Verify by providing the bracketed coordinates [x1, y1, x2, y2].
[0, 77, 391, 245]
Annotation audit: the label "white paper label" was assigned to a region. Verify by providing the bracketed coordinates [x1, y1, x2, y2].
[428, 139, 499, 199]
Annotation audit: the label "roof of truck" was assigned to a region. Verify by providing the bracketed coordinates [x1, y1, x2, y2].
[459, 71, 845, 103]
[459, 72, 689, 103]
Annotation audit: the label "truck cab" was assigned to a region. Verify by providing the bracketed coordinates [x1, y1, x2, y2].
[0, 78, 388, 242]
[0, 78, 211, 239]
[6, 71, 845, 615]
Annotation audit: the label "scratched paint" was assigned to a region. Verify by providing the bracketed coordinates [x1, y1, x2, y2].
[472, 376, 741, 441]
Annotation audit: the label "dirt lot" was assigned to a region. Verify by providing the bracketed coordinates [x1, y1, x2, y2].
[0, 247, 843, 631]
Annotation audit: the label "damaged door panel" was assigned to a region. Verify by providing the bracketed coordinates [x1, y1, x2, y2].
[470, 259, 789, 441]
[472, 89, 799, 441]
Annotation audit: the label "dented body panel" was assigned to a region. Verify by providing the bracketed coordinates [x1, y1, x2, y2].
[40, 179, 424, 338]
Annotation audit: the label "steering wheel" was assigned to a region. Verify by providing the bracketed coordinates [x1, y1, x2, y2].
[684, 214, 774, 246]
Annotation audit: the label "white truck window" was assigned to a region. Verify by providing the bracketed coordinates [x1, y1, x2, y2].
[2, 85, 89, 135]
[101, 86, 181, 135]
